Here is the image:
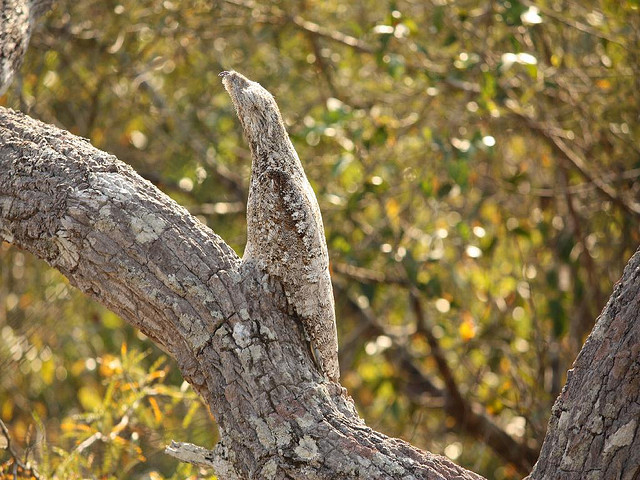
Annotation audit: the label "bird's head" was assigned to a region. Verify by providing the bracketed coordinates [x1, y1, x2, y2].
[219, 71, 287, 153]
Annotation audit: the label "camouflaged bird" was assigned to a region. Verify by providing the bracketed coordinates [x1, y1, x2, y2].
[220, 70, 340, 382]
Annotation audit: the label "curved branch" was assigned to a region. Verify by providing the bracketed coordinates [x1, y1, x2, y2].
[0, 106, 485, 479]
[507, 109, 640, 219]
[0, 107, 240, 375]
[412, 292, 539, 473]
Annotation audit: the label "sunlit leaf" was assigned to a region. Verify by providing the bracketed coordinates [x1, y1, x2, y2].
[459, 313, 476, 342]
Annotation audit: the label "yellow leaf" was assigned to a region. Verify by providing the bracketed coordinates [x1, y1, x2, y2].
[148, 397, 163, 423]
[385, 198, 400, 230]
[500, 357, 511, 373]
[91, 128, 105, 147]
[459, 315, 476, 342]
[136, 445, 146, 462]
[99, 354, 122, 377]
[40, 359, 55, 385]
[61, 420, 92, 432]
[148, 370, 166, 381]
[182, 400, 201, 429]
[78, 386, 102, 411]
[541, 153, 551, 168]
[1, 400, 13, 420]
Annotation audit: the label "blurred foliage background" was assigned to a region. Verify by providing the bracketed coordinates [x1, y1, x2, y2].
[1, 0, 639, 478]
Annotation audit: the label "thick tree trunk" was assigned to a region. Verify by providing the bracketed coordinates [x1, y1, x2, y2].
[526, 248, 640, 480]
[0, 108, 485, 479]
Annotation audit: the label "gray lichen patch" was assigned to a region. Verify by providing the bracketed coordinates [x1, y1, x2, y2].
[186, 323, 210, 351]
[294, 435, 319, 461]
[93, 205, 117, 233]
[372, 451, 408, 476]
[295, 412, 317, 430]
[258, 323, 277, 341]
[603, 419, 637, 455]
[265, 416, 292, 448]
[232, 322, 252, 349]
[260, 459, 279, 479]
[53, 234, 80, 270]
[248, 344, 263, 361]
[254, 417, 277, 449]
[130, 212, 168, 243]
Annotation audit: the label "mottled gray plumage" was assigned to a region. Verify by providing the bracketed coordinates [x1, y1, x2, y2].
[220, 70, 340, 382]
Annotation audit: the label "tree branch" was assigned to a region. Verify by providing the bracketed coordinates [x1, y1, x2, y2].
[3, 2, 640, 475]
[527, 246, 640, 479]
[339, 285, 539, 474]
[0, 418, 40, 479]
[0, 106, 485, 479]
[333, 262, 408, 286]
[508, 109, 640, 219]
[0, 107, 240, 366]
[410, 292, 539, 474]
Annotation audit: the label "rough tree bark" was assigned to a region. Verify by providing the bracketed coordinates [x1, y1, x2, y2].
[526, 249, 640, 480]
[0, 108, 485, 479]
[1, 2, 639, 479]
[0, 0, 53, 95]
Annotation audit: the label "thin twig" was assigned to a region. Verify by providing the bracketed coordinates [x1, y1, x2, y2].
[333, 262, 407, 286]
[483, 168, 640, 198]
[221, 0, 456, 79]
[410, 291, 465, 409]
[520, 0, 626, 47]
[409, 291, 540, 474]
[508, 109, 640, 218]
[0, 419, 40, 479]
